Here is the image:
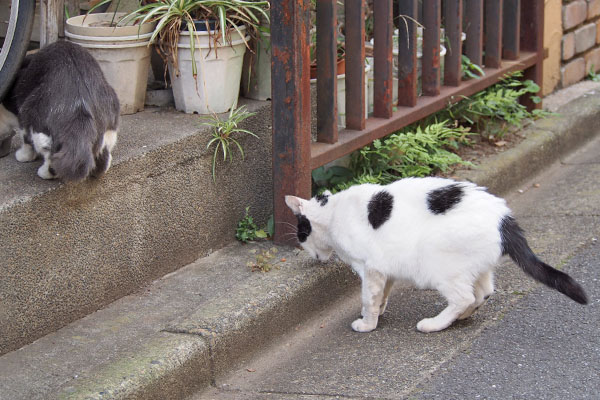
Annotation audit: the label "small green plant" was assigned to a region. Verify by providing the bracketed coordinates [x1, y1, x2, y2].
[461, 55, 485, 80]
[588, 65, 600, 82]
[349, 120, 473, 184]
[202, 105, 258, 181]
[442, 71, 543, 137]
[120, 0, 270, 78]
[312, 165, 354, 194]
[236, 206, 267, 243]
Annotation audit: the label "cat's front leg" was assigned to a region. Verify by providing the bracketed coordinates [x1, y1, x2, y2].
[352, 269, 386, 333]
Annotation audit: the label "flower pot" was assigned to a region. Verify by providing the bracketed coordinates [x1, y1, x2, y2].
[311, 64, 369, 128]
[310, 57, 346, 80]
[241, 32, 271, 100]
[169, 27, 248, 114]
[65, 13, 156, 115]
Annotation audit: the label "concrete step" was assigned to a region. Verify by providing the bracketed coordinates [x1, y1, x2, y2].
[1, 84, 600, 399]
[0, 241, 357, 399]
[0, 99, 273, 355]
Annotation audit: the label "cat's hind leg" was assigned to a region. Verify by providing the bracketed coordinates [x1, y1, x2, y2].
[91, 130, 117, 178]
[15, 128, 37, 162]
[352, 269, 386, 333]
[417, 279, 475, 333]
[31, 132, 56, 179]
[379, 279, 394, 315]
[459, 270, 494, 320]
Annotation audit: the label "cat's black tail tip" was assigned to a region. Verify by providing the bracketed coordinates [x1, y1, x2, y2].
[565, 280, 589, 305]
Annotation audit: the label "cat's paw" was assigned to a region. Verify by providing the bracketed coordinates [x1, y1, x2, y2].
[351, 318, 377, 333]
[15, 146, 36, 162]
[416, 318, 446, 333]
[37, 163, 56, 180]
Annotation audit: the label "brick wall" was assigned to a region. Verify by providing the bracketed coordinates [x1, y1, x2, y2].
[561, 0, 600, 86]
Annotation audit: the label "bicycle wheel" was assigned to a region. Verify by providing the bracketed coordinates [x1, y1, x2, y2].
[0, 0, 35, 101]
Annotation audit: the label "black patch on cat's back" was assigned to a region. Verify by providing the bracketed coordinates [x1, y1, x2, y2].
[427, 183, 464, 215]
[296, 214, 312, 243]
[368, 190, 394, 229]
[315, 193, 329, 206]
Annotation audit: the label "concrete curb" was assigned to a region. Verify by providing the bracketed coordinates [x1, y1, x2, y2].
[457, 89, 600, 195]
[52, 254, 357, 400]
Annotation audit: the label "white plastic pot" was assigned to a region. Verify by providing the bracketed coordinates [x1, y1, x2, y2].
[310, 65, 370, 129]
[170, 28, 248, 114]
[65, 13, 156, 115]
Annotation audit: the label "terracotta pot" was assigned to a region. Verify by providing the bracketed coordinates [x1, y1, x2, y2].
[310, 57, 345, 79]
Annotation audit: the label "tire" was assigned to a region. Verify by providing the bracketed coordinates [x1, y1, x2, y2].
[0, 0, 36, 101]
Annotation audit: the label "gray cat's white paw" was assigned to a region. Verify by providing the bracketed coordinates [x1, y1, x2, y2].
[351, 318, 377, 333]
[37, 163, 56, 180]
[15, 146, 36, 162]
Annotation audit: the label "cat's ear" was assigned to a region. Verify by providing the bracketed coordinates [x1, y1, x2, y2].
[285, 195, 305, 215]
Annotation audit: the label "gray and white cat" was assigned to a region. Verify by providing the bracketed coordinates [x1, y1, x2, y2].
[285, 177, 588, 333]
[0, 41, 119, 181]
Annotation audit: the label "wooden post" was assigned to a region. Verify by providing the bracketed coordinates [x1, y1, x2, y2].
[40, 0, 63, 47]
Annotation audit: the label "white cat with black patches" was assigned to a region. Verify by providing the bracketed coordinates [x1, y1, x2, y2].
[285, 177, 588, 333]
[0, 41, 120, 181]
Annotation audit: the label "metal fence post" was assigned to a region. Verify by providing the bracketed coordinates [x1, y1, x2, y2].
[271, 0, 312, 245]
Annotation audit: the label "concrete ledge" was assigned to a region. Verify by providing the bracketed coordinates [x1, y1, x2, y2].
[0, 100, 274, 355]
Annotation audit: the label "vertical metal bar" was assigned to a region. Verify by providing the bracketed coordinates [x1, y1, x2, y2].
[345, 0, 366, 130]
[271, 0, 312, 244]
[373, 0, 393, 118]
[520, 0, 543, 110]
[422, 0, 441, 96]
[397, 0, 418, 106]
[464, 0, 483, 66]
[316, 0, 338, 143]
[443, 0, 463, 86]
[484, 0, 503, 68]
[503, 0, 520, 60]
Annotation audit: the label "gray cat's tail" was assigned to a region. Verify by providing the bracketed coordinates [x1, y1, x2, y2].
[500, 215, 588, 304]
[50, 111, 95, 181]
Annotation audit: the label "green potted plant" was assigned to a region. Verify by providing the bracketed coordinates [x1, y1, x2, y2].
[122, 0, 270, 114]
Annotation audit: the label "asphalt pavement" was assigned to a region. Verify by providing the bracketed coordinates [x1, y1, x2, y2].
[195, 128, 600, 399]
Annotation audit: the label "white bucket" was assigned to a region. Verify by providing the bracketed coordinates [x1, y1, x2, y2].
[310, 64, 370, 128]
[170, 28, 248, 114]
[65, 14, 156, 115]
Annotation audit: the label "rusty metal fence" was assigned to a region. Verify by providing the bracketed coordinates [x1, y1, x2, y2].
[270, 0, 544, 243]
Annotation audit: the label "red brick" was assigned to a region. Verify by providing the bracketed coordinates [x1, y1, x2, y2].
[563, 32, 576, 60]
[561, 57, 587, 87]
[575, 23, 597, 53]
[584, 47, 600, 73]
[588, 0, 600, 19]
[563, 1, 588, 30]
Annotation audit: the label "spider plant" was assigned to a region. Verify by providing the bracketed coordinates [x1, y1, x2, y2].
[121, 0, 270, 78]
[202, 105, 259, 181]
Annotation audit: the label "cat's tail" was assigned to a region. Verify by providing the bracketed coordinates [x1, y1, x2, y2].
[50, 111, 96, 181]
[500, 215, 588, 304]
